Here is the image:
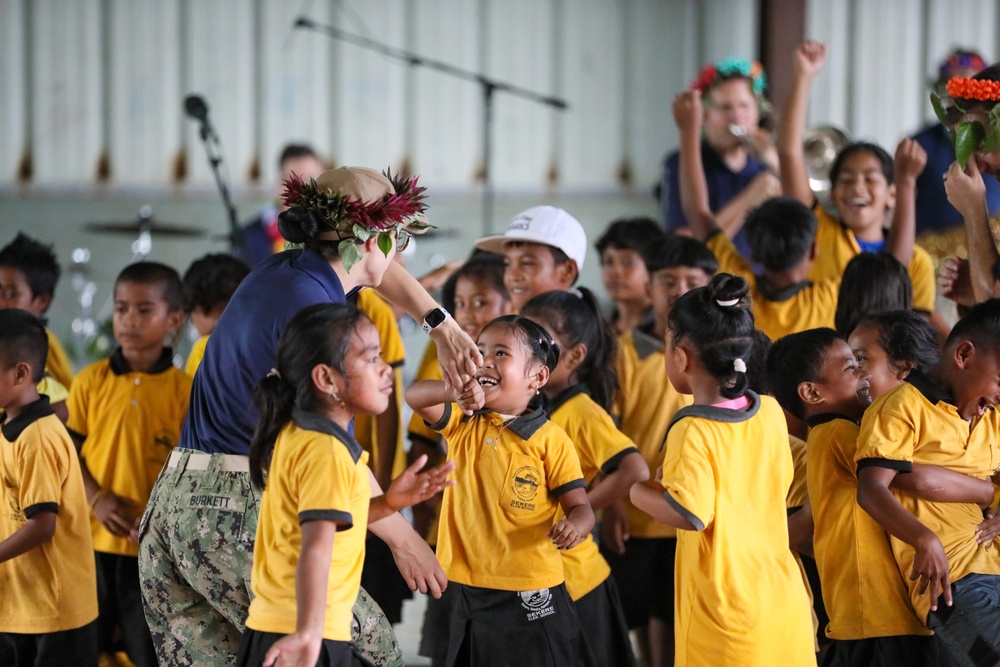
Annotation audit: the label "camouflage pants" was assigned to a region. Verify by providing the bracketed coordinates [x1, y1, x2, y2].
[137, 449, 403, 667]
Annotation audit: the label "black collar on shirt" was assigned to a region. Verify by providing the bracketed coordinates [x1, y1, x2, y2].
[548, 384, 589, 413]
[905, 368, 954, 406]
[465, 402, 549, 441]
[755, 275, 813, 302]
[292, 408, 364, 463]
[660, 391, 762, 450]
[632, 323, 664, 360]
[806, 412, 859, 428]
[1, 396, 54, 442]
[108, 347, 175, 376]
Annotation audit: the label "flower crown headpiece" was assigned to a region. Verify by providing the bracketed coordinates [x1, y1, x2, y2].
[930, 76, 1000, 167]
[280, 168, 430, 271]
[691, 58, 768, 97]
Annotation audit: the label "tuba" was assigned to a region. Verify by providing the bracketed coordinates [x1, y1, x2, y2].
[803, 125, 851, 212]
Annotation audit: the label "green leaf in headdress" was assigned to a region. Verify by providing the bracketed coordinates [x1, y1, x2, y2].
[339, 239, 363, 273]
[376, 231, 394, 257]
[930, 92, 948, 126]
[954, 121, 985, 168]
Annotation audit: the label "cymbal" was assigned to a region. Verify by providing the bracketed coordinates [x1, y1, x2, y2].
[84, 220, 206, 238]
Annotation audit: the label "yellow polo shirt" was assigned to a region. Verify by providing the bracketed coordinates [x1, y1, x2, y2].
[707, 232, 839, 341]
[807, 416, 929, 640]
[661, 393, 816, 666]
[46, 328, 73, 390]
[0, 397, 98, 633]
[856, 374, 1000, 621]
[66, 349, 191, 556]
[550, 386, 640, 600]
[614, 326, 692, 539]
[810, 206, 936, 313]
[353, 289, 407, 479]
[246, 411, 370, 641]
[185, 334, 209, 377]
[430, 404, 585, 591]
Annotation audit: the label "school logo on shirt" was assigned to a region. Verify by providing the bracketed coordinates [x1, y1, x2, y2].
[519, 588, 557, 622]
[153, 428, 178, 452]
[510, 465, 541, 510]
[7, 497, 24, 523]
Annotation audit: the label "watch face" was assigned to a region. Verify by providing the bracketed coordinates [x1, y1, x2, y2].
[425, 308, 447, 328]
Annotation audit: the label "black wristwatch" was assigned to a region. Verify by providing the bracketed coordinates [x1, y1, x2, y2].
[422, 307, 450, 334]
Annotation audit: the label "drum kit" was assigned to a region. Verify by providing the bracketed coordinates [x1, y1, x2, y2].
[70, 205, 209, 361]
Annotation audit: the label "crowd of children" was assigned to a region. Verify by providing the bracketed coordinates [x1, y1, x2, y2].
[7, 38, 1000, 667]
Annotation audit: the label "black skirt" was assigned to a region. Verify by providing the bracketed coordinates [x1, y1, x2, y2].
[574, 576, 637, 667]
[237, 629, 376, 667]
[446, 582, 597, 667]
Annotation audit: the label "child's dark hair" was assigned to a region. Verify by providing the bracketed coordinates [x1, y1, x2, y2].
[181, 254, 251, 315]
[646, 235, 719, 275]
[520, 287, 619, 411]
[249, 303, 367, 489]
[444, 252, 510, 313]
[854, 311, 940, 376]
[0, 233, 61, 304]
[835, 253, 913, 336]
[116, 262, 183, 311]
[745, 329, 773, 395]
[483, 315, 561, 374]
[0, 309, 48, 383]
[668, 273, 755, 399]
[944, 297, 1000, 355]
[595, 217, 665, 267]
[745, 197, 817, 272]
[829, 142, 894, 186]
[278, 143, 320, 168]
[766, 328, 844, 421]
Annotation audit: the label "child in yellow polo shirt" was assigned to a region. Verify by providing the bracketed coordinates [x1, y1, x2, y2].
[0, 309, 98, 666]
[767, 324, 993, 665]
[856, 299, 1000, 665]
[522, 287, 649, 666]
[67, 262, 191, 667]
[406, 315, 596, 666]
[241, 303, 453, 667]
[604, 234, 705, 666]
[408, 253, 510, 667]
[630, 274, 815, 666]
[778, 41, 941, 327]
[180, 253, 250, 376]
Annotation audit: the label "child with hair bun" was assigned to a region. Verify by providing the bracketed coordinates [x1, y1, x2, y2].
[630, 273, 815, 666]
[406, 315, 596, 667]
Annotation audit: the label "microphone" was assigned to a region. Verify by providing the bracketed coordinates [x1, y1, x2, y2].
[184, 94, 216, 141]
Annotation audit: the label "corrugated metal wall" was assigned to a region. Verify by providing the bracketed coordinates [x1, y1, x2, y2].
[0, 0, 758, 193]
[2, 0, 997, 193]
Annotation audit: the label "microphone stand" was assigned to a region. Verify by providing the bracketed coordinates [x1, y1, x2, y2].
[190, 113, 245, 256]
[294, 17, 568, 236]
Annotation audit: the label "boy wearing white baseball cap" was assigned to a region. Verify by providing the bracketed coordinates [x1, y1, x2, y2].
[475, 206, 587, 312]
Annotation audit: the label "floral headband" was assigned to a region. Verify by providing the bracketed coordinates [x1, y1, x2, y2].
[931, 77, 1000, 167]
[281, 168, 430, 271]
[691, 58, 768, 97]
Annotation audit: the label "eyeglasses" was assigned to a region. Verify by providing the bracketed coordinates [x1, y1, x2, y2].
[396, 229, 412, 252]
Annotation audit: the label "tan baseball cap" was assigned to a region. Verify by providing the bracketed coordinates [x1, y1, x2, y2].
[313, 166, 430, 234]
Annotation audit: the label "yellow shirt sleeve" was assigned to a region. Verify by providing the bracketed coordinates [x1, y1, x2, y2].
[661, 418, 716, 529]
[13, 424, 68, 514]
[65, 364, 94, 438]
[855, 391, 916, 470]
[36, 376, 69, 404]
[706, 232, 754, 283]
[909, 247, 936, 313]
[293, 436, 358, 528]
[185, 335, 209, 377]
[542, 426, 586, 493]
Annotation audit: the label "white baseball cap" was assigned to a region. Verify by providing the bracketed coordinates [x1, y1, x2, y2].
[475, 206, 587, 272]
